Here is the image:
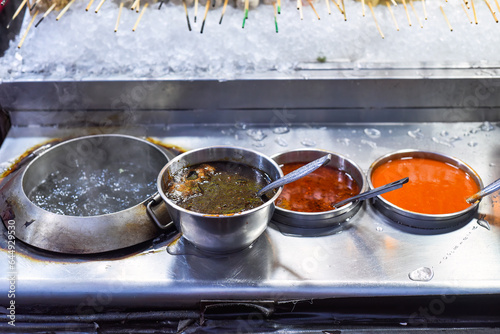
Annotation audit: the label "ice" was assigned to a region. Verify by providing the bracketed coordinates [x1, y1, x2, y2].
[480, 121, 496, 132]
[275, 136, 288, 147]
[361, 139, 377, 149]
[408, 266, 434, 281]
[364, 128, 381, 139]
[246, 129, 267, 141]
[300, 138, 316, 147]
[2, 0, 500, 80]
[272, 126, 289, 134]
[407, 128, 424, 139]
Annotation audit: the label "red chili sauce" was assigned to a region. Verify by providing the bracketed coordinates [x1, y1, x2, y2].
[371, 157, 480, 214]
[276, 162, 361, 212]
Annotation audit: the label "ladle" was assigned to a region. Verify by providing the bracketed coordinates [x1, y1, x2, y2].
[332, 177, 409, 208]
[257, 154, 332, 197]
[466, 177, 500, 204]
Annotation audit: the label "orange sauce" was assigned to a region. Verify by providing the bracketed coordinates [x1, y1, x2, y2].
[371, 157, 480, 214]
[276, 162, 360, 212]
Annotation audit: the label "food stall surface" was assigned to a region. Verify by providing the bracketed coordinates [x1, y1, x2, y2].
[1, 120, 499, 332]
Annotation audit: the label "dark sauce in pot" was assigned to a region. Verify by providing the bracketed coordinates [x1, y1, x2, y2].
[276, 162, 360, 212]
[166, 161, 273, 215]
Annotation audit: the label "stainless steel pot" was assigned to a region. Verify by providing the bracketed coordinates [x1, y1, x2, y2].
[0, 134, 172, 254]
[367, 150, 483, 230]
[155, 146, 284, 254]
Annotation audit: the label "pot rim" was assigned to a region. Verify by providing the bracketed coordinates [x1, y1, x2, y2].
[157, 145, 284, 218]
[367, 149, 483, 219]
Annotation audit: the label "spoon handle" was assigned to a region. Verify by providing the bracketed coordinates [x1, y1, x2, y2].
[466, 177, 500, 204]
[257, 154, 332, 197]
[332, 177, 409, 208]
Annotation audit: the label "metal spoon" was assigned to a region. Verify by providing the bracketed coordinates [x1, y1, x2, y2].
[466, 177, 500, 204]
[332, 177, 409, 208]
[257, 154, 332, 197]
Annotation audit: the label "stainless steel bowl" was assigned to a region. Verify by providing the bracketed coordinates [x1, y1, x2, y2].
[271, 149, 367, 230]
[0, 134, 172, 254]
[156, 146, 284, 254]
[367, 150, 483, 230]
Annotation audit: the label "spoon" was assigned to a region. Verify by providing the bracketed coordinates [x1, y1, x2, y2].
[466, 177, 500, 204]
[257, 154, 332, 197]
[331, 177, 409, 208]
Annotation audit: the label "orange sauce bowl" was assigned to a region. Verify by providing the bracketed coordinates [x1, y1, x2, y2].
[368, 150, 483, 230]
[271, 149, 367, 232]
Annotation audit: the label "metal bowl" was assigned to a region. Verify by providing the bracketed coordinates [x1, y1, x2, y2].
[271, 149, 367, 230]
[156, 146, 284, 254]
[367, 150, 483, 230]
[0, 134, 172, 254]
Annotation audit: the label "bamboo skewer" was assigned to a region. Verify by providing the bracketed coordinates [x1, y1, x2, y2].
[219, 0, 229, 23]
[298, 0, 303, 20]
[277, 0, 280, 13]
[132, 2, 148, 31]
[464, 0, 470, 8]
[402, 0, 412, 26]
[200, 0, 209, 33]
[390, 0, 396, 6]
[57, 0, 75, 20]
[461, 2, 473, 23]
[341, 0, 346, 20]
[7, 0, 28, 29]
[307, 0, 320, 19]
[86, 0, 95, 11]
[244, 0, 249, 18]
[409, 0, 422, 27]
[361, 0, 365, 16]
[194, 0, 198, 22]
[182, 0, 192, 30]
[485, 0, 498, 22]
[386, 1, 399, 30]
[136, 0, 140, 13]
[272, 1, 278, 32]
[130, 0, 139, 10]
[114, 2, 123, 31]
[495, 0, 500, 13]
[440, 5, 452, 31]
[471, 0, 478, 23]
[331, 0, 343, 15]
[18, 9, 39, 48]
[368, 2, 384, 38]
[94, 0, 106, 13]
[158, 0, 163, 9]
[325, 0, 331, 14]
[421, 0, 427, 19]
[35, 2, 56, 27]
[30, 0, 41, 11]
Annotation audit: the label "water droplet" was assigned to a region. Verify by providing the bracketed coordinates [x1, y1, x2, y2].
[432, 137, 454, 147]
[301, 138, 316, 147]
[364, 128, 381, 139]
[376, 226, 383, 232]
[480, 121, 495, 132]
[440, 130, 449, 137]
[477, 219, 491, 230]
[361, 139, 377, 149]
[246, 129, 267, 141]
[252, 142, 265, 148]
[337, 138, 350, 146]
[273, 126, 290, 134]
[235, 122, 248, 130]
[468, 141, 478, 147]
[221, 128, 235, 136]
[490, 163, 497, 167]
[408, 128, 424, 139]
[275, 137, 288, 147]
[408, 267, 434, 281]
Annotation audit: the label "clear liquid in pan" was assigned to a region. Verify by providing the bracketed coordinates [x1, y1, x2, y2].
[28, 162, 157, 216]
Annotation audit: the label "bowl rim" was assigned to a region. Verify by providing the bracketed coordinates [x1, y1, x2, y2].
[367, 149, 483, 219]
[157, 145, 284, 218]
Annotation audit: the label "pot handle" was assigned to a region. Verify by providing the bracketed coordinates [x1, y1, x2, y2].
[146, 192, 175, 231]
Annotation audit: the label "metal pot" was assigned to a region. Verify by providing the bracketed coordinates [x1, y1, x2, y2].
[367, 150, 483, 230]
[155, 146, 284, 254]
[0, 134, 172, 254]
[271, 149, 367, 230]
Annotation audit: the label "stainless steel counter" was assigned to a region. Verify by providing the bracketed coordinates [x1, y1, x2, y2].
[1, 121, 499, 313]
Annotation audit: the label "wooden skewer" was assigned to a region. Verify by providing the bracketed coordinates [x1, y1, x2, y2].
[402, 0, 411, 26]
[361, 0, 365, 16]
[136, 0, 140, 12]
[18, 9, 39, 48]
[463, 0, 470, 8]
[94, 0, 106, 13]
[158, 0, 164, 9]
[200, 0, 209, 33]
[298, 0, 303, 20]
[307, 0, 320, 19]
[471, 0, 478, 23]
[7, 0, 28, 29]
[182, 0, 192, 30]
[272, 1, 278, 32]
[130, 0, 139, 10]
[485, 0, 498, 22]
[277, 0, 281, 13]
[421, 0, 427, 19]
[368, 2, 384, 38]
[86, 0, 95, 11]
[35, 2, 56, 27]
[390, 0, 396, 5]
[194, 0, 198, 22]
[325, 0, 331, 14]
[244, 0, 249, 18]
[132, 2, 148, 31]
[440, 5, 452, 31]
[30, 0, 41, 11]
[297, 0, 300, 9]
[386, 1, 399, 30]
[114, 2, 123, 31]
[331, 0, 343, 14]
[495, 0, 500, 14]
[219, 0, 229, 23]
[341, 0, 346, 20]
[461, 2, 473, 23]
[409, 0, 422, 27]
[57, 0, 75, 20]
